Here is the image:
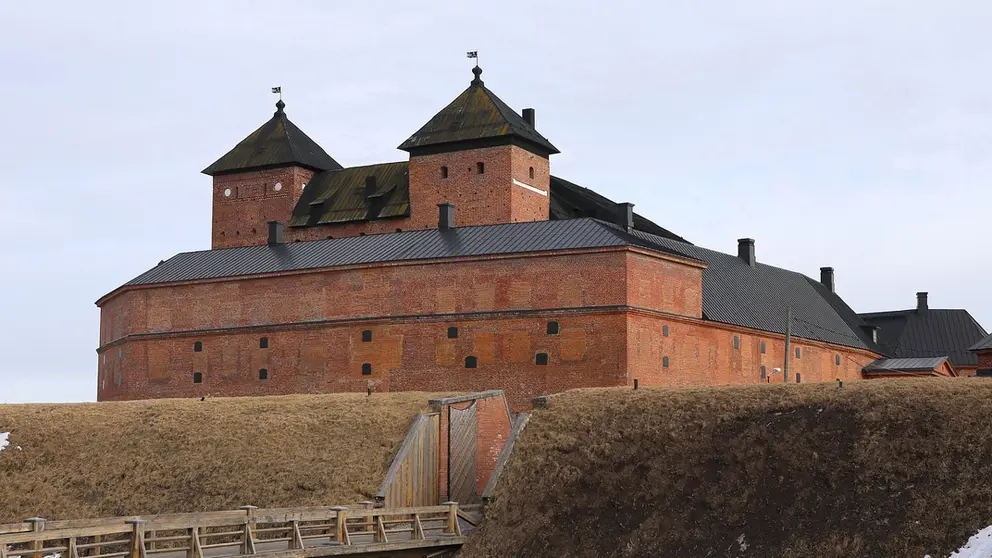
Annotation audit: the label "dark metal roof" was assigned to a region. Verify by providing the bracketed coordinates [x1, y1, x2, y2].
[121, 218, 697, 288]
[289, 162, 410, 227]
[397, 66, 559, 155]
[864, 356, 949, 372]
[859, 308, 988, 366]
[970, 333, 992, 352]
[549, 176, 688, 243]
[628, 230, 875, 351]
[202, 101, 343, 176]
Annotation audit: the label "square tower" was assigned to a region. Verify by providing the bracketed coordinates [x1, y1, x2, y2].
[399, 66, 558, 229]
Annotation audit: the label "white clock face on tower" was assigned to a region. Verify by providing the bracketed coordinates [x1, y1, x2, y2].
[223, 188, 232, 197]
[274, 182, 282, 192]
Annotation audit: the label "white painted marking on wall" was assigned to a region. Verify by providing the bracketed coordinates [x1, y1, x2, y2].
[512, 178, 548, 197]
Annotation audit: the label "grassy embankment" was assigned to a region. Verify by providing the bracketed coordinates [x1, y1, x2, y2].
[0, 392, 437, 522]
[462, 379, 992, 558]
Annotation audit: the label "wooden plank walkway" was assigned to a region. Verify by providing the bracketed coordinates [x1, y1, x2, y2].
[0, 503, 476, 558]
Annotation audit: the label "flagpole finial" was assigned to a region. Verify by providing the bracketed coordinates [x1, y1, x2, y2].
[275, 99, 286, 114]
[471, 65, 483, 86]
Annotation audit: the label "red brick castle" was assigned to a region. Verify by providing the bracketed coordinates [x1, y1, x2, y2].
[96, 66, 984, 407]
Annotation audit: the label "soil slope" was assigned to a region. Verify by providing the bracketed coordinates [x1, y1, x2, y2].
[0, 392, 436, 522]
[462, 380, 992, 558]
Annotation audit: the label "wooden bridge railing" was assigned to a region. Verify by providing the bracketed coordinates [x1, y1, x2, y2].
[0, 502, 467, 558]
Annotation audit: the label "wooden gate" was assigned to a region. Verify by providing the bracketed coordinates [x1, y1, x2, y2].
[448, 402, 479, 504]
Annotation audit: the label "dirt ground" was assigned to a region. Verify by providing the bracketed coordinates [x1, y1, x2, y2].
[0, 392, 438, 522]
[460, 379, 992, 558]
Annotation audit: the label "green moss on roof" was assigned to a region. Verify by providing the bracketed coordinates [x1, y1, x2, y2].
[398, 66, 559, 155]
[203, 101, 343, 176]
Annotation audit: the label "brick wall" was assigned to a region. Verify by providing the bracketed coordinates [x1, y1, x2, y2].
[97, 310, 629, 408]
[626, 312, 875, 388]
[979, 351, 992, 369]
[407, 145, 550, 230]
[211, 166, 314, 249]
[99, 249, 639, 337]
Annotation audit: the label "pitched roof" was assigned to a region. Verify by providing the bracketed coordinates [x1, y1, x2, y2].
[202, 101, 343, 176]
[288, 162, 410, 227]
[549, 176, 688, 243]
[398, 66, 559, 155]
[969, 332, 992, 352]
[118, 218, 698, 288]
[627, 231, 877, 352]
[284, 162, 684, 240]
[859, 309, 988, 366]
[864, 356, 949, 372]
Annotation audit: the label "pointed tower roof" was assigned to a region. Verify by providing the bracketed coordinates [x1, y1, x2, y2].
[203, 100, 343, 176]
[398, 66, 559, 155]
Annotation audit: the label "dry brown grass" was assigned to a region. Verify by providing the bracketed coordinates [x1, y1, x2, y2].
[0, 392, 441, 523]
[462, 379, 992, 558]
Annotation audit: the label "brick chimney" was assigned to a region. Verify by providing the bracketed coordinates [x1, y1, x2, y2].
[615, 203, 634, 233]
[267, 221, 284, 245]
[820, 267, 835, 293]
[738, 238, 756, 267]
[438, 203, 455, 230]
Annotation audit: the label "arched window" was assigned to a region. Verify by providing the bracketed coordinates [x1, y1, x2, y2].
[663, 356, 670, 368]
[361, 363, 372, 375]
[529, 166, 535, 179]
[193, 341, 202, 352]
[193, 372, 203, 384]
[259, 368, 268, 380]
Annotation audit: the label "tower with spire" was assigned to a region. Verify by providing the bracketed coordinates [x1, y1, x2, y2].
[398, 65, 559, 229]
[203, 100, 342, 249]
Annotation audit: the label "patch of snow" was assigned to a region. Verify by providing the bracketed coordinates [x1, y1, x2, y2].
[45, 553, 61, 558]
[737, 533, 748, 552]
[0, 432, 9, 453]
[940, 525, 992, 558]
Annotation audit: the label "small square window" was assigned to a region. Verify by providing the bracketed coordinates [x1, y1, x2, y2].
[760, 341, 766, 354]
[447, 326, 458, 339]
[663, 325, 669, 337]
[795, 347, 801, 359]
[662, 356, 670, 368]
[259, 337, 268, 349]
[440, 166, 449, 178]
[761, 365, 767, 379]
[465, 356, 477, 369]
[476, 162, 485, 174]
[547, 321, 560, 335]
[193, 372, 203, 384]
[535, 352, 549, 366]
[259, 368, 268, 380]
[361, 363, 372, 375]
[835, 354, 841, 366]
[733, 335, 740, 350]
[193, 341, 202, 352]
[362, 330, 372, 343]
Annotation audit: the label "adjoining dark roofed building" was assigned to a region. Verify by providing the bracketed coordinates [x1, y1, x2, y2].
[970, 333, 992, 352]
[549, 176, 688, 243]
[863, 356, 953, 376]
[398, 66, 559, 156]
[202, 101, 343, 176]
[860, 293, 988, 369]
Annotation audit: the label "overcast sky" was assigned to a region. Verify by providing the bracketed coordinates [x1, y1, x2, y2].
[1, 1, 989, 403]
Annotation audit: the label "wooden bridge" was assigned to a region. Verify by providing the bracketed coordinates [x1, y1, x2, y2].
[0, 503, 479, 558]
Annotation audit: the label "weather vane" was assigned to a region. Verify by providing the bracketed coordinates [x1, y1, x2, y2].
[271, 86, 282, 101]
